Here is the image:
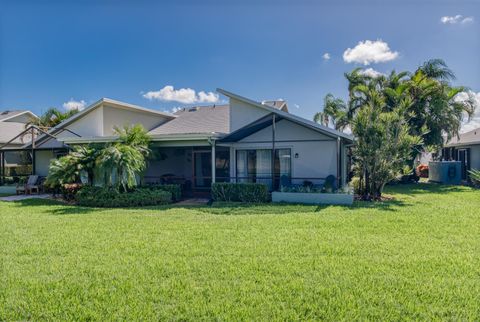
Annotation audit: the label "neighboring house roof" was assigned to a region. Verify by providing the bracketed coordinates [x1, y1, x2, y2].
[148, 104, 230, 136]
[445, 127, 480, 147]
[216, 88, 354, 142]
[262, 100, 289, 112]
[0, 110, 38, 145]
[0, 110, 38, 122]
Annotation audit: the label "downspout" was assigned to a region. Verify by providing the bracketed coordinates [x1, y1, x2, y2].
[210, 137, 216, 184]
[31, 127, 36, 175]
[336, 137, 340, 189]
[0, 151, 4, 185]
[271, 114, 276, 190]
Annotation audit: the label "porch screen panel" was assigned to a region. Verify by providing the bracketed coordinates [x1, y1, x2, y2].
[256, 149, 272, 188]
[236, 150, 248, 182]
[277, 149, 291, 186]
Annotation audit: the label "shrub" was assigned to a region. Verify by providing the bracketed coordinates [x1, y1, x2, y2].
[212, 182, 269, 203]
[76, 186, 172, 207]
[416, 164, 429, 178]
[468, 169, 480, 188]
[350, 177, 362, 195]
[142, 184, 182, 201]
[61, 183, 83, 201]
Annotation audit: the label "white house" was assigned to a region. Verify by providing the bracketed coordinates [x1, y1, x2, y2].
[0, 89, 353, 195]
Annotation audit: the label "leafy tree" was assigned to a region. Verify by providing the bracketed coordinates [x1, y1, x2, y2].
[317, 59, 476, 198]
[26, 107, 80, 130]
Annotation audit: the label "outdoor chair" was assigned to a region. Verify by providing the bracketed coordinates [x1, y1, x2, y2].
[16, 175, 39, 195]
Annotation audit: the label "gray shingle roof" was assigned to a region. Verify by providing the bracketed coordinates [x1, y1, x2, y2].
[445, 127, 480, 147]
[0, 110, 25, 121]
[148, 104, 230, 135]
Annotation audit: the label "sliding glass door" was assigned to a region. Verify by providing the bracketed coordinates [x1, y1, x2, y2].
[236, 148, 291, 189]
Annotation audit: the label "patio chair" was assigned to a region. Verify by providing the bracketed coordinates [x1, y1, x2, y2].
[16, 175, 39, 195]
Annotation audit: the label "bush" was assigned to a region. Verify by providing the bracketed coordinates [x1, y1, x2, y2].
[62, 183, 83, 201]
[212, 182, 269, 203]
[142, 184, 182, 201]
[76, 186, 172, 207]
[468, 169, 480, 188]
[351, 177, 364, 195]
[416, 164, 429, 178]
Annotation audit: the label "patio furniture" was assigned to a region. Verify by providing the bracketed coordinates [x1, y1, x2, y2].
[16, 175, 39, 195]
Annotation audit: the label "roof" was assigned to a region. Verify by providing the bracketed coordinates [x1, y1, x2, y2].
[148, 104, 229, 136]
[0, 110, 38, 145]
[0, 110, 38, 123]
[445, 127, 480, 147]
[47, 97, 176, 135]
[23, 98, 177, 148]
[216, 88, 354, 142]
[0, 122, 29, 144]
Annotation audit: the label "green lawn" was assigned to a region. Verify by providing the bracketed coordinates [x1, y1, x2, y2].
[1, 184, 479, 320]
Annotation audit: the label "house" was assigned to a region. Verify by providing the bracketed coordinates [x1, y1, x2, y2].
[441, 127, 480, 180]
[0, 110, 38, 182]
[0, 89, 354, 194]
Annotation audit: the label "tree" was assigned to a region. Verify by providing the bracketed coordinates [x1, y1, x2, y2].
[45, 124, 151, 192]
[26, 107, 80, 130]
[95, 124, 151, 191]
[351, 85, 421, 199]
[317, 59, 476, 198]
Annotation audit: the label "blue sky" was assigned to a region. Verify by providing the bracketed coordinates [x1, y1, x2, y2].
[1, 0, 479, 125]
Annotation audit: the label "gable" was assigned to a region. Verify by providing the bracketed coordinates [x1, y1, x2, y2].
[239, 119, 334, 143]
[229, 98, 270, 133]
[102, 104, 170, 135]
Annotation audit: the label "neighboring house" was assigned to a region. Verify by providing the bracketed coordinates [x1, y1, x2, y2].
[442, 127, 480, 180]
[0, 110, 38, 181]
[0, 89, 353, 194]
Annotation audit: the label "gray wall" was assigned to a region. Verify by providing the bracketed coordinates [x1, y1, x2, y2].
[470, 145, 480, 170]
[229, 98, 270, 133]
[225, 119, 340, 185]
[35, 150, 55, 176]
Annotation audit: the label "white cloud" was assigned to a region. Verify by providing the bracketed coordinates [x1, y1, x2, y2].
[343, 40, 399, 65]
[142, 85, 219, 104]
[322, 53, 331, 61]
[455, 91, 480, 133]
[441, 15, 474, 24]
[359, 68, 385, 78]
[63, 99, 86, 111]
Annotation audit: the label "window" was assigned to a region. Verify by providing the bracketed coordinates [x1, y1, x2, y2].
[236, 149, 291, 189]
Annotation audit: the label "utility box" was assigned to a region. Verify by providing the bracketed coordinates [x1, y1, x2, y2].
[428, 161, 462, 184]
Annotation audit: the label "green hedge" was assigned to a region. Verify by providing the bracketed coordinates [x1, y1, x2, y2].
[142, 184, 182, 201]
[211, 182, 269, 203]
[76, 186, 172, 207]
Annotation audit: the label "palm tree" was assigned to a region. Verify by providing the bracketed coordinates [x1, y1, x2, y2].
[95, 124, 151, 191]
[26, 107, 79, 130]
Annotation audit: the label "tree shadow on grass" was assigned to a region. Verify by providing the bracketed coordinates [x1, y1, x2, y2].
[9, 198, 101, 215]
[384, 182, 472, 196]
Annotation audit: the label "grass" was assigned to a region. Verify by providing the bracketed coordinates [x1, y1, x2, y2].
[1, 183, 479, 320]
